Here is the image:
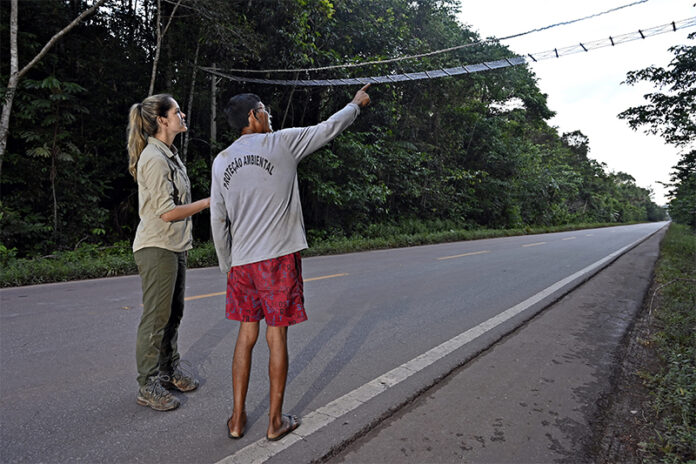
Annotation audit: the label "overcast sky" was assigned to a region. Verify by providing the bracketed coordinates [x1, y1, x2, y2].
[456, 0, 695, 205]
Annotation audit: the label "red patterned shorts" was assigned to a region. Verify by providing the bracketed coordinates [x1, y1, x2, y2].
[225, 252, 307, 327]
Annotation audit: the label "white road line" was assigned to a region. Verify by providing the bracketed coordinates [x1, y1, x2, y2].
[562, 237, 577, 241]
[437, 250, 490, 260]
[216, 234, 650, 464]
[522, 241, 546, 247]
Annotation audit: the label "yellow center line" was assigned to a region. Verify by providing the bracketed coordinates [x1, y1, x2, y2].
[585, 233, 594, 237]
[562, 237, 577, 241]
[437, 250, 490, 260]
[305, 273, 349, 282]
[185, 291, 224, 301]
[522, 242, 547, 247]
[183, 273, 349, 301]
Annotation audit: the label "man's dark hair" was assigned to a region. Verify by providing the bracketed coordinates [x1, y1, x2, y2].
[224, 93, 261, 134]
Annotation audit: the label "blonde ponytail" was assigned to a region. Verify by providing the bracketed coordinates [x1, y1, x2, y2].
[126, 94, 174, 181]
[127, 104, 146, 180]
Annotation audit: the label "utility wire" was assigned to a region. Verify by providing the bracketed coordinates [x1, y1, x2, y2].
[200, 17, 696, 87]
[212, 0, 651, 74]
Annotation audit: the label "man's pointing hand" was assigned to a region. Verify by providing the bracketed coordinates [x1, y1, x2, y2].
[351, 83, 371, 108]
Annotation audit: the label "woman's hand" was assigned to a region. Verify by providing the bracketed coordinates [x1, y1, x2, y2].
[160, 197, 210, 222]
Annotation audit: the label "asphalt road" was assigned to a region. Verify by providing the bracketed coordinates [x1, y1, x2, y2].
[330, 226, 666, 464]
[0, 222, 666, 463]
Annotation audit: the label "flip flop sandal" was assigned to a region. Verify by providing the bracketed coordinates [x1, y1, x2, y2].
[227, 416, 244, 439]
[266, 414, 300, 441]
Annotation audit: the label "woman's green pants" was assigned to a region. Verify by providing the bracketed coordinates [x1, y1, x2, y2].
[134, 247, 186, 387]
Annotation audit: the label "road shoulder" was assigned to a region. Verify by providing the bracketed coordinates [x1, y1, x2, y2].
[329, 228, 666, 463]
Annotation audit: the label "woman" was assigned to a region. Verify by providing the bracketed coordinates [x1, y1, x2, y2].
[127, 93, 210, 411]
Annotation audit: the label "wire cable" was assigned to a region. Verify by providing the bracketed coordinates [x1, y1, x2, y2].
[200, 17, 696, 87]
[212, 0, 651, 74]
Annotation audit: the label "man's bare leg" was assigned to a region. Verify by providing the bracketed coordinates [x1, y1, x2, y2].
[228, 321, 259, 437]
[266, 325, 290, 437]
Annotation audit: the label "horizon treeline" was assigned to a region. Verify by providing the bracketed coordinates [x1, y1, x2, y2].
[0, 0, 667, 258]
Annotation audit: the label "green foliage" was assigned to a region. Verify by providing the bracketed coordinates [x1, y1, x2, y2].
[664, 151, 696, 228]
[619, 32, 695, 229]
[0, 0, 664, 260]
[641, 224, 696, 463]
[0, 241, 137, 287]
[187, 241, 218, 268]
[1, 75, 109, 254]
[619, 33, 696, 147]
[0, 242, 18, 267]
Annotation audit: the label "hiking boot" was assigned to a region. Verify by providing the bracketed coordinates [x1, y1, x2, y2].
[160, 361, 199, 393]
[136, 376, 180, 411]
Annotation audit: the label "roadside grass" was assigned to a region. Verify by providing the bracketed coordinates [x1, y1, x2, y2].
[640, 223, 696, 463]
[1, 221, 638, 288]
[0, 241, 138, 288]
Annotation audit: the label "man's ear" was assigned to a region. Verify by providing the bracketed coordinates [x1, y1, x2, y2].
[248, 110, 260, 130]
[240, 111, 256, 135]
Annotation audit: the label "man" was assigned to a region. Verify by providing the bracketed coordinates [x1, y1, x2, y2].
[211, 84, 371, 441]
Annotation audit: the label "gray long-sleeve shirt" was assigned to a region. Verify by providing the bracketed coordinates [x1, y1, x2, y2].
[211, 103, 360, 272]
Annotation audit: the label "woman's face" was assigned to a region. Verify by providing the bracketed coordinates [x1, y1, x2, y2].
[159, 99, 187, 136]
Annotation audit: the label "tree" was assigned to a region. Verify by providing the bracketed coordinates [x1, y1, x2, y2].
[618, 34, 696, 147]
[0, 0, 666, 256]
[148, 0, 183, 96]
[0, 0, 108, 181]
[619, 32, 696, 225]
[20, 77, 89, 239]
[664, 151, 696, 227]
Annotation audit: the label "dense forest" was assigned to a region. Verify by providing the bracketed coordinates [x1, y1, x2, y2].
[1, 0, 674, 258]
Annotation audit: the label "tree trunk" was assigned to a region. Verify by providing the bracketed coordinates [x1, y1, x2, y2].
[148, 0, 182, 96]
[281, 73, 299, 129]
[0, 0, 108, 182]
[51, 106, 60, 238]
[0, 0, 19, 181]
[210, 63, 217, 157]
[148, 0, 162, 96]
[128, 0, 136, 48]
[51, 151, 58, 236]
[182, 40, 200, 163]
[164, 29, 174, 93]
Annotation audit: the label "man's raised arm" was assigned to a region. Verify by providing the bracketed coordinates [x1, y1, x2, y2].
[280, 84, 371, 163]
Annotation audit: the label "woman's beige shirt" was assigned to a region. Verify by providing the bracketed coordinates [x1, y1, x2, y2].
[132, 137, 192, 253]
